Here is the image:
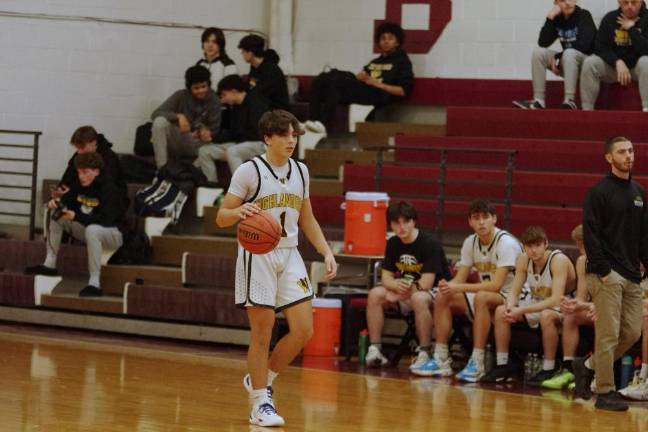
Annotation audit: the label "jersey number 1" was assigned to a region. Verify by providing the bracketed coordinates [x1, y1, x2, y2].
[280, 211, 287, 237]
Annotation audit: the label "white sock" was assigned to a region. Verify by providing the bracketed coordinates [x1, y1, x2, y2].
[44, 254, 57, 269]
[251, 388, 268, 405]
[536, 99, 546, 107]
[88, 273, 100, 288]
[268, 369, 278, 386]
[496, 352, 509, 366]
[543, 359, 556, 371]
[472, 348, 485, 368]
[584, 357, 593, 370]
[434, 344, 449, 362]
[641, 363, 648, 380]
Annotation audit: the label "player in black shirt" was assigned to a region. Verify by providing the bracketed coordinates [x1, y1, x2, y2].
[364, 201, 451, 372]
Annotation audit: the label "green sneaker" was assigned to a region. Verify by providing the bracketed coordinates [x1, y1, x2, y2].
[542, 369, 575, 390]
[567, 381, 576, 391]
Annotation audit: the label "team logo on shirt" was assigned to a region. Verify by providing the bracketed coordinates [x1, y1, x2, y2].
[634, 195, 644, 207]
[255, 193, 302, 212]
[531, 286, 553, 299]
[297, 277, 310, 293]
[474, 262, 498, 273]
[615, 29, 631, 46]
[395, 254, 423, 274]
[76, 194, 99, 215]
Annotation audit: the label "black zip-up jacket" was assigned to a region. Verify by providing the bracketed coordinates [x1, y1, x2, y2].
[61, 173, 127, 229]
[248, 50, 289, 111]
[363, 48, 415, 97]
[595, 4, 648, 68]
[538, 6, 596, 59]
[583, 173, 648, 283]
[216, 90, 270, 143]
[59, 134, 127, 206]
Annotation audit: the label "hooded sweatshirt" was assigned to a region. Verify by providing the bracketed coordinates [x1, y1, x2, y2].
[247, 49, 289, 110]
[363, 48, 415, 98]
[61, 173, 126, 229]
[538, 5, 597, 59]
[595, 3, 648, 68]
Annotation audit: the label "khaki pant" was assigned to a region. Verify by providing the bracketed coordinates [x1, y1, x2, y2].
[587, 270, 642, 393]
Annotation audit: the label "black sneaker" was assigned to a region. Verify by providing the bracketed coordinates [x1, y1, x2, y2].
[527, 369, 557, 387]
[561, 100, 578, 109]
[572, 357, 594, 400]
[482, 363, 518, 383]
[24, 265, 58, 276]
[79, 285, 103, 297]
[595, 391, 629, 411]
[512, 99, 544, 109]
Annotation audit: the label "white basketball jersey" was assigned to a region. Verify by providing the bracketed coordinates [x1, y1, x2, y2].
[527, 250, 562, 301]
[461, 228, 522, 295]
[248, 156, 306, 248]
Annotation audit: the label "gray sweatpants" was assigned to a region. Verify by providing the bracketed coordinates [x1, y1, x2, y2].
[580, 55, 648, 110]
[532, 47, 586, 103]
[45, 218, 123, 287]
[151, 117, 206, 168]
[195, 141, 265, 182]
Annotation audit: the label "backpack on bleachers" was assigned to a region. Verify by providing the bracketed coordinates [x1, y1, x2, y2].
[134, 160, 206, 224]
[134, 122, 154, 156]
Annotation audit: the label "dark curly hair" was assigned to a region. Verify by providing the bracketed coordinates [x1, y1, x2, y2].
[374, 21, 405, 46]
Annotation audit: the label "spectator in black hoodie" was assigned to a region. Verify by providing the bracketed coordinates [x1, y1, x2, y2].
[26, 153, 126, 297]
[513, 0, 596, 110]
[196, 75, 270, 182]
[303, 22, 414, 137]
[238, 34, 289, 110]
[56, 126, 127, 206]
[580, 0, 648, 110]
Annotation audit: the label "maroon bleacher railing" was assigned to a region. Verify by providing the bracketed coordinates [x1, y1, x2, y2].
[367, 145, 517, 240]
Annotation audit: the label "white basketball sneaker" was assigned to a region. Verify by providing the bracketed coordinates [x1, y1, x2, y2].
[365, 345, 389, 367]
[249, 400, 285, 427]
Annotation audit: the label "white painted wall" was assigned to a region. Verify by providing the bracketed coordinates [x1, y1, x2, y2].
[0, 0, 268, 193]
[293, 0, 623, 78]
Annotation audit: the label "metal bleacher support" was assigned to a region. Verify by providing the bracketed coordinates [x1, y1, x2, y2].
[0, 129, 42, 239]
[370, 145, 517, 241]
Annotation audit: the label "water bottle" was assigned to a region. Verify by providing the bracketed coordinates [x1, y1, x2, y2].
[484, 344, 495, 374]
[358, 329, 369, 365]
[621, 355, 634, 388]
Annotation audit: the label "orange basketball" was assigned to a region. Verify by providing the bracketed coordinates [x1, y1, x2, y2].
[237, 211, 282, 254]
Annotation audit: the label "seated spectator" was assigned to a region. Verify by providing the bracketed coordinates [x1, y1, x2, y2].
[414, 199, 525, 382]
[482, 225, 576, 384]
[151, 66, 221, 168]
[196, 74, 270, 182]
[196, 27, 239, 89]
[238, 34, 289, 110]
[580, 0, 648, 111]
[543, 224, 595, 390]
[304, 22, 414, 136]
[26, 153, 126, 297]
[364, 201, 451, 372]
[513, 0, 596, 109]
[56, 126, 127, 205]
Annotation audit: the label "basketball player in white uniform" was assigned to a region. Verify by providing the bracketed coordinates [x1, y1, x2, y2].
[414, 199, 523, 381]
[483, 225, 576, 384]
[216, 110, 337, 427]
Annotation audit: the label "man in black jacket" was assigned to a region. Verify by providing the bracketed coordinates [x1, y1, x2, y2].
[513, 0, 596, 109]
[580, 0, 648, 110]
[56, 126, 127, 206]
[304, 22, 414, 137]
[195, 74, 270, 182]
[238, 35, 289, 111]
[574, 136, 648, 411]
[26, 153, 126, 297]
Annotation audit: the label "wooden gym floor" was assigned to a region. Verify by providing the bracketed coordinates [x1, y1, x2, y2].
[1, 323, 647, 432]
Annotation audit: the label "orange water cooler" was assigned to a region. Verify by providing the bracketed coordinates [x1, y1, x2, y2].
[304, 298, 342, 356]
[342, 192, 389, 255]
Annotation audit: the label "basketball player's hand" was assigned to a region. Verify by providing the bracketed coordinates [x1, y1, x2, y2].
[560, 297, 576, 314]
[395, 279, 412, 295]
[237, 203, 260, 220]
[177, 113, 191, 133]
[61, 209, 75, 221]
[504, 307, 522, 323]
[438, 280, 456, 296]
[616, 60, 632, 86]
[323, 253, 337, 280]
[586, 303, 597, 321]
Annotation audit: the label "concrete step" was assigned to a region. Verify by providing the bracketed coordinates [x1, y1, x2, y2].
[202, 206, 237, 236]
[100, 264, 182, 296]
[41, 293, 124, 314]
[310, 178, 344, 196]
[305, 148, 394, 179]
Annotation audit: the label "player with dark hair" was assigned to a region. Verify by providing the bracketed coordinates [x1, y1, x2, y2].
[364, 201, 451, 372]
[216, 110, 337, 426]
